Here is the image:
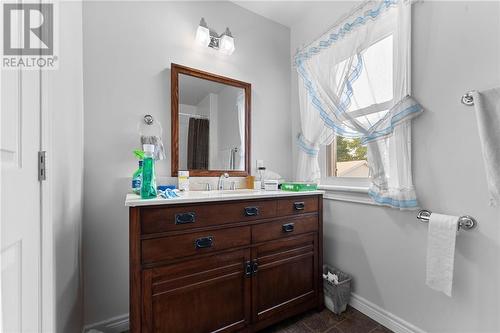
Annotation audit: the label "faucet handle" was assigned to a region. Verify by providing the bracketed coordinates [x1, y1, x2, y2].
[197, 182, 212, 191]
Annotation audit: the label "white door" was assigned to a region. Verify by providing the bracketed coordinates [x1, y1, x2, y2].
[1, 63, 42, 332]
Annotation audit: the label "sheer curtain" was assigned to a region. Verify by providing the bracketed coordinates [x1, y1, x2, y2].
[236, 91, 245, 170]
[295, 0, 423, 209]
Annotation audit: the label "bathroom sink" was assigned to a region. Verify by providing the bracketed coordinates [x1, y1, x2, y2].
[220, 189, 261, 194]
[185, 189, 262, 196]
[125, 188, 323, 207]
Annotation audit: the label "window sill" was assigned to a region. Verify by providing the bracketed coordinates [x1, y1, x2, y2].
[318, 184, 376, 206]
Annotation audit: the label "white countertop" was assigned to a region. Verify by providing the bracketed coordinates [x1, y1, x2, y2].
[125, 189, 324, 207]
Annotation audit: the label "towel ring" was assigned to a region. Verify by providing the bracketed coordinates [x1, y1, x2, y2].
[416, 209, 477, 230]
[144, 114, 154, 125]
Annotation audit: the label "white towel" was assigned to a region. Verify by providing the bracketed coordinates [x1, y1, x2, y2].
[472, 88, 500, 206]
[426, 213, 458, 297]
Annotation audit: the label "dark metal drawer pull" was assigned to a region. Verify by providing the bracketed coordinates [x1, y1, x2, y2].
[194, 236, 213, 249]
[282, 223, 295, 233]
[244, 206, 259, 217]
[175, 212, 196, 224]
[293, 202, 305, 211]
[244, 261, 252, 277]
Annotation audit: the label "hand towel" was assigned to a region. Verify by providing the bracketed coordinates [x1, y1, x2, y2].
[472, 88, 500, 206]
[141, 135, 166, 161]
[426, 213, 458, 297]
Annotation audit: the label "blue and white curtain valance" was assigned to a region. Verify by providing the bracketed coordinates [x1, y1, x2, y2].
[295, 0, 423, 209]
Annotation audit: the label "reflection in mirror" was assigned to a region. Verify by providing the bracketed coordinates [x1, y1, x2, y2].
[178, 74, 245, 171]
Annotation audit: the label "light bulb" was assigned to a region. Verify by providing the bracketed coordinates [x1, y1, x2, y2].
[195, 25, 210, 47]
[219, 34, 235, 55]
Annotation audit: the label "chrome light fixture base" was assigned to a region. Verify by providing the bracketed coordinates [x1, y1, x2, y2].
[208, 32, 220, 49]
[195, 18, 235, 55]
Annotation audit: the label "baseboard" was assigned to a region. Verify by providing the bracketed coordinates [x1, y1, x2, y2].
[82, 313, 129, 333]
[349, 293, 426, 333]
[82, 294, 424, 333]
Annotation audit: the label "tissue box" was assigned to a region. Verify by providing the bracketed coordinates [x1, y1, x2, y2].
[263, 180, 279, 191]
[281, 182, 318, 192]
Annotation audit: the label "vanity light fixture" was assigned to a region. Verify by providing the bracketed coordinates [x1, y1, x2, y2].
[195, 18, 235, 55]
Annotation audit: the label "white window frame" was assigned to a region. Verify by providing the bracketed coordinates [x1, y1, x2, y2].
[319, 142, 374, 205]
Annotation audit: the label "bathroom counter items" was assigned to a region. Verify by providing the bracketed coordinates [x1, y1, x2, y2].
[128, 191, 323, 333]
[125, 189, 324, 207]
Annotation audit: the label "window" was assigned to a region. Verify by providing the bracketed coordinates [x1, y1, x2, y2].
[325, 35, 394, 180]
[295, 1, 421, 208]
[327, 136, 369, 178]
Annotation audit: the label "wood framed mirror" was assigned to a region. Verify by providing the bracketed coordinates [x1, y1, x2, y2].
[171, 64, 251, 177]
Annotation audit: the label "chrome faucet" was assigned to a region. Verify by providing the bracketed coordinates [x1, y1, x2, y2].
[218, 172, 229, 190]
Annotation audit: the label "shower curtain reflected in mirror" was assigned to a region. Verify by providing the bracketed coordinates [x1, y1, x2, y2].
[187, 118, 209, 169]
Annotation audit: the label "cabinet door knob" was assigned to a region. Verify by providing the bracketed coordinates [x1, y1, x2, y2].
[194, 236, 213, 249]
[175, 212, 196, 224]
[282, 223, 295, 233]
[244, 261, 252, 277]
[293, 202, 305, 211]
[244, 206, 259, 216]
[252, 260, 258, 274]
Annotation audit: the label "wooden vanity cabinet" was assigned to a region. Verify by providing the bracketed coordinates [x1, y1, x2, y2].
[129, 194, 323, 333]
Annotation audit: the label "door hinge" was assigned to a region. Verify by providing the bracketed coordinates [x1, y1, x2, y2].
[38, 151, 46, 181]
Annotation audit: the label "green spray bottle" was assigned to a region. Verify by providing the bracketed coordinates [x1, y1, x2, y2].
[141, 144, 157, 199]
[131, 150, 144, 195]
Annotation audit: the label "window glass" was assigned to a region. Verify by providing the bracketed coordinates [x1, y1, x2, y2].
[348, 35, 393, 112]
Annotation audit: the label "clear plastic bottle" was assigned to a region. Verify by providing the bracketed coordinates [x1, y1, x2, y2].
[140, 144, 157, 199]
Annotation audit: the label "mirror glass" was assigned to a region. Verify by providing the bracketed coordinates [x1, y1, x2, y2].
[178, 73, 246, 171]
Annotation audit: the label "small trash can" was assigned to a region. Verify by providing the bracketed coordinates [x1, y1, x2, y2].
[323, 265, 352, 314]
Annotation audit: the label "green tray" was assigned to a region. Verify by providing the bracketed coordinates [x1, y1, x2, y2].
[281, 182, 318, 192]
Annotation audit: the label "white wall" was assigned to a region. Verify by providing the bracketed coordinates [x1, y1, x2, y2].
[217, 86, 241, 169]
[49, 1, 84, 332]
[291, 2, 500, 332]
[207, 94, 219, 169]
[82, 1, 291, 325]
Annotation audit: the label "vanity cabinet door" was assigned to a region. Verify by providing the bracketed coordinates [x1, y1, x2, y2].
[251, 233, 319, 329]
[142, 249, 251, 333]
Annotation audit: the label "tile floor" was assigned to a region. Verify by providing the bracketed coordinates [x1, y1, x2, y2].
[261, 306, 393, 333]
[122, 306, 393, 333]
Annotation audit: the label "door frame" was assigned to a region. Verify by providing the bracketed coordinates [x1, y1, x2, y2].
[0, 1, 56, 330]
[40, 67, 55, 333]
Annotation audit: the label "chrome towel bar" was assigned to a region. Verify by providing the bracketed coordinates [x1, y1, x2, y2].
[416, 209, 477, 230]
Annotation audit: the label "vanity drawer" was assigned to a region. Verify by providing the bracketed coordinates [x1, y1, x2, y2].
[277, 196, 319, 216]
[142, 226, 251, 264]
[252, 215, 318, 243]
[140, 200, 277, 234]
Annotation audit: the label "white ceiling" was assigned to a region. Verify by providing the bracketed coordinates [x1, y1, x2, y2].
[232, 1, 317, 28]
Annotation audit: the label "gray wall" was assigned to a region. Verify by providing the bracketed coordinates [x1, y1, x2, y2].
[50, 1, 84, 332]
[291, 2, 500, 332]
[82, 1, 291, 325]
